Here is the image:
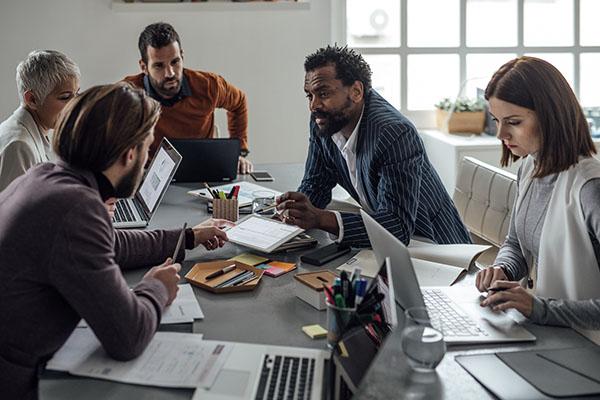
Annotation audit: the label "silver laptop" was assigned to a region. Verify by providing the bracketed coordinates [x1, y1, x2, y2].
[193, 257, 399, 400]
[361, 210, 536, 345]
[113, 138, 182, 229]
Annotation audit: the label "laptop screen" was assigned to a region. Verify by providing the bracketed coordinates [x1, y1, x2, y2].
[137, 139, 182, 214]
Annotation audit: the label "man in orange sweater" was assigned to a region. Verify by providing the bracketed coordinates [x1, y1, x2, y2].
[124, 22, 253, 173]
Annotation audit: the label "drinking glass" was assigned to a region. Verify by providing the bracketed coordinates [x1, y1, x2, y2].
[251, 190, 276, 217]
[401, 307, 446, 371]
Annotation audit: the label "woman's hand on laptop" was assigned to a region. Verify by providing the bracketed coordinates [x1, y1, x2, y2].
[479, 281, 533, 317]
[238, 156, 253, 174]
[192, 218, 234, 250]
[475, 265, 509, 292]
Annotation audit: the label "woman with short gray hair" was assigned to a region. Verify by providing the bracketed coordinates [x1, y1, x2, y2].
[0, 50, 80, 192]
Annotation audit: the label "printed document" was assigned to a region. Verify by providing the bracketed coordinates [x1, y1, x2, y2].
[47, 328, 230, 389]
[78, 283, 203, 328]
[226, 215, 303, 253]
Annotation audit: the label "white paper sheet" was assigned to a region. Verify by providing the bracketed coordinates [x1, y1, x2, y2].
[411, 258, 466, 286]
[408, 241, 491, 270]
[47, 328, 229, 389]
[162, 283, 204, 324]
[188, 181, 282, 208]
[78, 284, 203, 328]
[226, 215, 303, 253]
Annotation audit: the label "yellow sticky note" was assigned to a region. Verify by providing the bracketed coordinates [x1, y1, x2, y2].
[229, 253, 269, 266]
[302, 324, 328, 339]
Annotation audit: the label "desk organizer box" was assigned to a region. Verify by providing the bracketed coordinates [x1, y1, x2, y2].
[185, 260, 263, 293]
[212, 198, 239, 222]
[294, 270, 338, 310]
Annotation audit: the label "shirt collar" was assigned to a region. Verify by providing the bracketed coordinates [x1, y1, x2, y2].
[331, 106, 365, 155]
[143, 72, 191, 107]
[93, 171, 116, 202]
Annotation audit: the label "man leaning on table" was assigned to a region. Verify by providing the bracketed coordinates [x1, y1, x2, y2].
[0, 82, 232, 400]
[277, 45, 470, 248]
[123, 22, 253, 174]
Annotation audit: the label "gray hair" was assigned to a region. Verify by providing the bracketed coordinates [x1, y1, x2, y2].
[16, 50, 80, 105]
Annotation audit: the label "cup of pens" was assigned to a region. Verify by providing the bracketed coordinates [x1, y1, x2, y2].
[324, 271, 361, 349]
[205, 183, 240, 222]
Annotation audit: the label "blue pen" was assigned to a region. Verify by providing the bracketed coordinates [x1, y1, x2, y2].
[355, 279, 367, 305]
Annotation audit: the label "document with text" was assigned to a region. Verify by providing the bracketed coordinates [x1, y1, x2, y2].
[47, 328, 230, 389]
[226, 215, 303, 253]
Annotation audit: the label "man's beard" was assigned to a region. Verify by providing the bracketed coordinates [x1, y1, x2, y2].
[150, 75, 181, 98]
[311, 98, 353, 137]
[114, 155, 144, 198]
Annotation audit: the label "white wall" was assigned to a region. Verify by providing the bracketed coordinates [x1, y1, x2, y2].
[0, 0, 332, 164]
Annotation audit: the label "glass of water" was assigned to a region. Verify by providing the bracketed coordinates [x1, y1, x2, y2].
[252, 190, 276, 217]
[401, 307, 446, 372]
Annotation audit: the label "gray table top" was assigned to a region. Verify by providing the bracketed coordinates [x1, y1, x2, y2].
[40, 163, 597, 400]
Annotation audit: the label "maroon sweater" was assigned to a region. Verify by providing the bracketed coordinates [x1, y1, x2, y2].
[0, 162, 184, 399]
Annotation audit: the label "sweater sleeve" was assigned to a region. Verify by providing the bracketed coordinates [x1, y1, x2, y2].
[49, 198, 169, 361]
[213, 74, 248, 152]
[114, 228, 185, 270]
[493, 166, 529, 280]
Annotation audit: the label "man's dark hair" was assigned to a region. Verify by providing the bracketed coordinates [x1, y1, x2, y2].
[138, 22, 181, 64]
[304, 45, 372, 91]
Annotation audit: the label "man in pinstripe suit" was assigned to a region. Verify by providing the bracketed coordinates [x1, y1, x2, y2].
[276, 45, 470, 248]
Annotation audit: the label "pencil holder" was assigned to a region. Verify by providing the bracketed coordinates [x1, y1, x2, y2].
[212, 199, 239, 222]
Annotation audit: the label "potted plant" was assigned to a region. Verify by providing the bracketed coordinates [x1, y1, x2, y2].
[435, 97, 486, 134]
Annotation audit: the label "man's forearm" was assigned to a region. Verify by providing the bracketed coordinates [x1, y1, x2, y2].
[317, 210, 339, 235]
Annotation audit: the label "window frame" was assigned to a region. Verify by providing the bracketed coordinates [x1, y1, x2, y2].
[334, 0, 600, 128]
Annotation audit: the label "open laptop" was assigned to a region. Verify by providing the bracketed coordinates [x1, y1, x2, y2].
[170, 138, 239, 183]
[361, 210, 536, 345]
[113, 138, 182, 229]
[192, 257, 398, 400]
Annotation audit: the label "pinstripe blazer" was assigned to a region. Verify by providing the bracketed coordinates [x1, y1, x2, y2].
[298, 90, 471, 247]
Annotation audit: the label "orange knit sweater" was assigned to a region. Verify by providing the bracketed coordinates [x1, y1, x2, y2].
[124, 69, 248, 155]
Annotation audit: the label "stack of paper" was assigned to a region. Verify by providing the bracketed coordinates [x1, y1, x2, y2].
[47, 328, 231, 389]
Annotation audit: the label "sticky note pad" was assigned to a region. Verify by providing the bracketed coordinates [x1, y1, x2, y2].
[302, 324, 328, 339]
[264, 261, 296, 277]
[229, 253, 269, 266]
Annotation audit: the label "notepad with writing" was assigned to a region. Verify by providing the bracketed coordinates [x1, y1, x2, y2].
[225, 215, 304, 253]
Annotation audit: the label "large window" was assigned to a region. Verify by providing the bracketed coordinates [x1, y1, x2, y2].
[339, 0, 600, 127]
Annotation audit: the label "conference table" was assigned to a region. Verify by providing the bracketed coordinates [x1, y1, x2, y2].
[40, 163, 598, 400]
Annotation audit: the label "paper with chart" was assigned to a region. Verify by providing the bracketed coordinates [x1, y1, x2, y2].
[188, 181, 282, 208]
[226, 215, 304, 253]
[78, 284, 203, 328]
[47, 328, 230, 389]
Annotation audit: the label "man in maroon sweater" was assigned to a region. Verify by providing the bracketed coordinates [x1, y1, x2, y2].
[0, 83, 231, 399]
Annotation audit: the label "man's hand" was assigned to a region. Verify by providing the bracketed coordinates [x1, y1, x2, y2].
[275, 191, 339, 234]
[105, 197, 117, 219]
[479, 281, 533, 317]
[192, 218, 234, 250]
[475, 265, 509, 292]
[144, 258, 181, 306]
[238, 156, 253, 174]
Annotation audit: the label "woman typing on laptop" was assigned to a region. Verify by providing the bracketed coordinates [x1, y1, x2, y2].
[476, 56, 600, 332]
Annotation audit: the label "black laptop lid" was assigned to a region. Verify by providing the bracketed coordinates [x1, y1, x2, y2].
[170, 138, 240, 183]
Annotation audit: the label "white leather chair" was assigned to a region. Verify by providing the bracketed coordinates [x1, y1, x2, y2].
[453, 156, 517, 265]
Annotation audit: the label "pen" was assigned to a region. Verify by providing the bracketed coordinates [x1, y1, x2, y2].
[214, 270, 248, 288]
[232, 273, 258, 287]
[172, 222, 188, 261]
[487, 287, 508, 292]
[203, 182, 218, 199]
[232, 185, 240, 199]
[253, 202, 277, 214]
[205, 264, 237, 280]
[218, 190, 226, 200]
[219, 271, 255, 288]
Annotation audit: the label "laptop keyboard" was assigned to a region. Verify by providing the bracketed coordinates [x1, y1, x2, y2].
[114, 200, 133, 223]
[423, 289, 488, 337]
[255, 354, 316, 400]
